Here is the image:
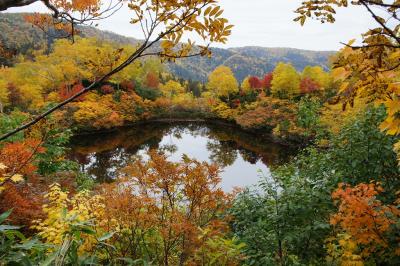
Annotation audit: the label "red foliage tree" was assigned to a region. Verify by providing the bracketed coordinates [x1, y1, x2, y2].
[100, 84, 115, 95]
[0, 139, 46, 229]
[248, 76, 263, 90]
[0, 138, 45, 177]
[144, 72, 160, 89]
[59, 82, 86, 101]
[120, 80, 135, 91]
[262, 73, 273, 89]
[300, 77, 321, 95]
[0, 183, 44, 229]
[232, 98, 241, 108]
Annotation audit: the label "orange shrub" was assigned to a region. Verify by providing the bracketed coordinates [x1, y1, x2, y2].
[0, 183, 44, 230]
[0, 139, 45, 177]
[235, 97, 297, 130]
[97, 151, 234, 264]
[331, 183, 400, 257]
[59, 82, 86, 102]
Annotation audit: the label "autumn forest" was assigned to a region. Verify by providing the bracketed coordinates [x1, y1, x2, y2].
[0, 0, 399, 265]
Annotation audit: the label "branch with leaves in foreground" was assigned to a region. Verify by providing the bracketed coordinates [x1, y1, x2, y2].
[0, 0, 233, 141]
[2, 0, 124, 40]
[294, 0, 400, 160]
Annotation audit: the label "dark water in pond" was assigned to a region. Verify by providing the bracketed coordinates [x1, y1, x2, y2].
[68, 122, 296, 191]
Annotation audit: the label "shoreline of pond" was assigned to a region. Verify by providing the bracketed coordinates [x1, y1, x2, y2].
[70, 117, 310, 148]
[68, 121, 300, 186]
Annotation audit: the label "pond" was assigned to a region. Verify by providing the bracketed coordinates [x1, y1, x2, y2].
[68, 122, 296, 191]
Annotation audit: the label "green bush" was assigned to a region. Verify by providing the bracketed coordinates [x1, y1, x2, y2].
[297, 97, 321, 136]
[230, 164, 333, 265]
[230, 105, 400, 265]
[134, 84, 162, 101]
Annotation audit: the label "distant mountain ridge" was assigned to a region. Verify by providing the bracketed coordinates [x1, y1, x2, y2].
[170, 46, 335, 82]
[0, 13, 336, 82]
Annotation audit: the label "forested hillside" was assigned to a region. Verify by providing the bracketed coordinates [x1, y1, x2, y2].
[0, 13, 139, 64]
[0, 13, 334, 81]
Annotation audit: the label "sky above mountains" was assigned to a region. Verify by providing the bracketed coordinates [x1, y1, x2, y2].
[5, 0, 375, 51]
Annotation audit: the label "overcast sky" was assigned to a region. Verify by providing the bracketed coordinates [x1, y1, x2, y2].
[4, 0, 376, 51]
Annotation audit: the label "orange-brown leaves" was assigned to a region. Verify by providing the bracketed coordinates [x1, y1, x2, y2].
[331, 183, 400, 256]
[300, 77, 321, 95]
[0, 41, 16, 60]
[235, 97, 297, 131]
[0, 182, 44, 230]
[59, 82, 86, 101]
[120, 80, 135, 91]
[7, 83, 24, 108]
[144, 72, 160, 89]
[100, 84, 115, 95]
[98, 151, 233, 264]
[73, 93, 124, 129]
[0, 139, 45, 177]
[24, 0, 101, 36]
[24, 13, 74, 36]
[64, 0, 101, 13]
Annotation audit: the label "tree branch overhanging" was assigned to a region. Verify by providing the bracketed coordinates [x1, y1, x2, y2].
[0, 1, 227, 141]
[0, 0, 39, 11]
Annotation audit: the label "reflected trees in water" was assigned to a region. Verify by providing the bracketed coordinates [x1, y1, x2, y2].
[68, 122, 296, 183]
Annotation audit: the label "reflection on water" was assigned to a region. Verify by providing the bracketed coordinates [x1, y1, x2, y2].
[68, 122, 296, 191]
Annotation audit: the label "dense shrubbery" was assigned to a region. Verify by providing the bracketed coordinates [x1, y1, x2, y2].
[0, 37, 334, 142]
[1, 33, 399, 265]
[0, 151, 243, 265]
[2, 100, 398, 265]
[230, 105, 400, 265]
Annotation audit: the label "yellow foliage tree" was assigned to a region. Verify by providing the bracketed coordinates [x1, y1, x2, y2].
[207, 66, 239, 99]
[241, 76, 252, 94]
[212, 101, 237, 120]
[160, 80, 185, 98]
[34, 38, 142, 87]
[302, 65, 331, 89]
[0, 163, 24, 194]
[326, 234, 364, 266]
[320, 98, 368, 135]
[0, 78, 9, 112]
[32, 183, 106, 252]
[271, 62, 300, 99]
[73, 93, 123, 129]
[19, 84, 44, 109]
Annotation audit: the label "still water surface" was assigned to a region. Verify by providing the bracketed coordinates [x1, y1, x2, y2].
[69, 122, 296, 191]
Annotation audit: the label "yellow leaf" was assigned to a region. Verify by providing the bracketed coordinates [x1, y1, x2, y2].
[209, 6, 220, 17]
[347, 39, 356, 47]
[0, 163, 7, 170]
[204, 6, 212, 16]
[332, 67, 349, 81]
[10, 174, 24, 183]
[389, 51, 400, 60]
